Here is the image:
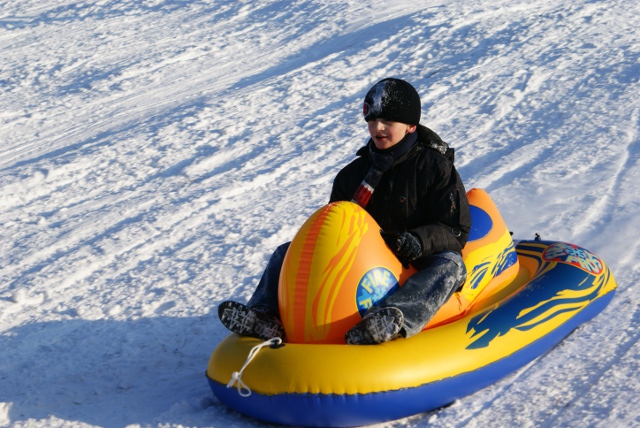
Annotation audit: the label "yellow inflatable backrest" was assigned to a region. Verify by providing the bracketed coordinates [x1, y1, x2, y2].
[424, 188, 519, 328]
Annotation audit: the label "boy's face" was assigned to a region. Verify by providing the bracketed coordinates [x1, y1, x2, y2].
[367, 119, 417, 150]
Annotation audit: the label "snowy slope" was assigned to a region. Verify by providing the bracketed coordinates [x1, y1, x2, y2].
[0, 0, 639, 426]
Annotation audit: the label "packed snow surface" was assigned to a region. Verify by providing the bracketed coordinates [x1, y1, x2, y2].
[1, 0, 639, 427]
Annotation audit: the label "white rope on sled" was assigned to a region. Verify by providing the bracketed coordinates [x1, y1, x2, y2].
[227, 337, 282, 397]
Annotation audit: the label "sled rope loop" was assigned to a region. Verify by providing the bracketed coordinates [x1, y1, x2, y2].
[227, 337, 283, 397]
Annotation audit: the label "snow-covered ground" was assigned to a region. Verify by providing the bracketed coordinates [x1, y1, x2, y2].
[1, 0, 639, 426]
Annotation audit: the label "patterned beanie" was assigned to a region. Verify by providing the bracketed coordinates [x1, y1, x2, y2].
[362, 78, 421, 125]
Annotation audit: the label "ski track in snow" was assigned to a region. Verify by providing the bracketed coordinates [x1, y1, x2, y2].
[0, 0, 639, 427]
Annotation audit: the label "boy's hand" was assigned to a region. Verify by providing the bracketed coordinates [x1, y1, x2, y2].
[380, 230, 422, 265]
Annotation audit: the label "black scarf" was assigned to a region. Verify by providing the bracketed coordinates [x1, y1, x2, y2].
[352, 131, 417, 208]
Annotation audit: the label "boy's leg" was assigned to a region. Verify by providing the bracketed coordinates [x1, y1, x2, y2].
[246, 242, 290, 315]
[218, 242, 290, 340]
[346, 251, 466, 344]
[383, 251, 466, 338]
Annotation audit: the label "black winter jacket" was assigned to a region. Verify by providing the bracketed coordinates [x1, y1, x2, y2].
[329, 125, 471, 268]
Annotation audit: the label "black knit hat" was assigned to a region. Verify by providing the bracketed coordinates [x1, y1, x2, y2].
[362, 78, 421, 125]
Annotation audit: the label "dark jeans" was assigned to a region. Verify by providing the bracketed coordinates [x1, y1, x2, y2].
[247, 242, 291, 314]
[247, 242, 467, 338]
[379, 251, 466, 337]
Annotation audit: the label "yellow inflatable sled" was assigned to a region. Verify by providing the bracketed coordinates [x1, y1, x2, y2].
[207, 188, 617, 427]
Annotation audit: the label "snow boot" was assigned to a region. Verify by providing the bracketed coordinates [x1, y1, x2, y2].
[218, 301, 285, 341]
[345, 306, 404, 345]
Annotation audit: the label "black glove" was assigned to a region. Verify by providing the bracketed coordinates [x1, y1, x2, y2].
[380, 230, 423, 265]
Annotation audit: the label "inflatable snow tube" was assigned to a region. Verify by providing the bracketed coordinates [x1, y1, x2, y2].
[206, 188, 617, 427]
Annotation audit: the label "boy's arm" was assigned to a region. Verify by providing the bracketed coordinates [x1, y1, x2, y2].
[329, 180, 348, 203]
[410, 169, 471, 258]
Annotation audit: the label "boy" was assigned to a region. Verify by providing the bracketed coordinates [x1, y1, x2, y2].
[219, 78, 471, 345]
